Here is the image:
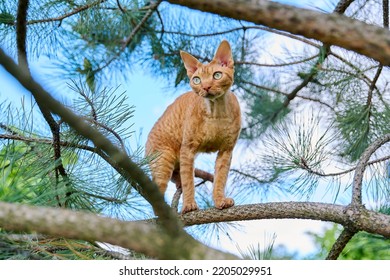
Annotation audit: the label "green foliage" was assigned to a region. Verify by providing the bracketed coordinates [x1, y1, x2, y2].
[0, 79, 149, 216]
[0, 233, 119, 260]
[259, 113, 335, 199]
[337, 101, 390, 161]
[241, 90, 289, 139]
[0, 140, 73, 205]
[0, 10, 14, 25]
[237, 233, 277, 260]
[307, 224, 390, 260]
[1, 0, 390, 260]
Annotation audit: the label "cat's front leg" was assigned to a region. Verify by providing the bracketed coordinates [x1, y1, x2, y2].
[213, 149, 234, 210]
[180, 146, 198, 213]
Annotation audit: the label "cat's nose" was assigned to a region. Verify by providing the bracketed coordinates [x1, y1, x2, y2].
[203, 86, 211, 91]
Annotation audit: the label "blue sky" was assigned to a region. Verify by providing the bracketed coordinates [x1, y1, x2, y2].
[0, 0, 338, 258]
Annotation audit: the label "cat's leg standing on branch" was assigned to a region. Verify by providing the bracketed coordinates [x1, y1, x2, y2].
[213, 149, 234, 209]
[179, 145, 198, 213]
[149, 150, 176, 196]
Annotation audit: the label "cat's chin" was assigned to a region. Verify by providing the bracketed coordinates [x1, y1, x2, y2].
[198, 92, 225, 100]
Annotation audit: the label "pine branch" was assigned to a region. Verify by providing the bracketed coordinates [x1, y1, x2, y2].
[361, 1, 388, 138]
[159, 26, 321, 48]
[0, 131, 140, 204]
[333, 0, 355, 14]
[326, 227, 357, 260]
[366, 65, 382, 107]
[384, 0, 389, 28]
[116, 0, 126, 13]
[235, 55, 318, 68]
[0, 46, 182, 238]
[16, 0, 28, 69]
[266, 0, 355, 119]
[297, 154, 390, 177]
[94, 0, 162, 73]
[26, 0, 108, 26]
[351, 133, 390, 205]
[165, 0, 390, 65]
[85, 117, 126, 151]
[240, 82, 334, 110]
[230, 168, 272, 185]
[170, 168, 214, 211]
[16, 0, 70, 206]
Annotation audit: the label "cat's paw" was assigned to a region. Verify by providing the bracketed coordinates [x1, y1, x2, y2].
[181, 202, 199, 214]
[215, 197, 235, 210]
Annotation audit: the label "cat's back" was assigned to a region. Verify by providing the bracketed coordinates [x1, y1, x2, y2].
[145, 91, 198, 154]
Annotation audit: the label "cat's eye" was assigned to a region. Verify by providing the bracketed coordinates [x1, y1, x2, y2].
[213, 72, 223, 80]
[192, 76, 201, 85]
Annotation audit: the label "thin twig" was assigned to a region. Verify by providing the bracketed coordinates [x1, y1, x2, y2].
[85, 118, 126, 151]
[235, 55, 318, 68]
[116, 0, 126, 13]
[299, 154, 390, 177]
[16, 0, 28, 69]
[241, 80, 334, 110]
[78, 90, 98, 121]
[95, 1, 162, 73]
[366, 66, 383, 107]
[384, 0, 389, 28]
[230, 168, 270, 185]
[243, 81, 288, 96]
[160, 26, 321, 48]
[0, 132, 95, 152]
[264, 0, 356, 121]
[155, 7, 165, 40]
[351, 133, 390, 205]
[171, 188, 182, 212]
[24, 0, 108, 25]
[326, 227, 357, 259]
[333, 0, 356, 14]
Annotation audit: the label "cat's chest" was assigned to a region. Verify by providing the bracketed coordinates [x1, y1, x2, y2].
[203, 117, 232, 133]
[198, 117, 237, 152]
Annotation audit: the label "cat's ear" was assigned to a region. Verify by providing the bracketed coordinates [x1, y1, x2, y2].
[180, 51, 202, 78]
[213, 40, 234, 68]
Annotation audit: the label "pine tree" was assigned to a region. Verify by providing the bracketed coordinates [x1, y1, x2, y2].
[0, 0, 389, 260]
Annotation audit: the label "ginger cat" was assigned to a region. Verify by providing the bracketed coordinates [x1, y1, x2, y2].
[145, 40, 241, 214]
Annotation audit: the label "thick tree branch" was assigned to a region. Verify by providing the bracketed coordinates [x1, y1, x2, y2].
[181, 202, 390, 238]
[0, 201, 388, 259]
[0, 201, 235, 260]
[166, 0, 390, 65]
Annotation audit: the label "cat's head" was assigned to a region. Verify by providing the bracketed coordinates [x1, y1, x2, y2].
[180, 40, 234, 100]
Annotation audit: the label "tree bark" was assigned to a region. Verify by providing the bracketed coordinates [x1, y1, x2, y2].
[0, 201, 236, 260]
[1, 201, 388, 259]
[180, 202, 390, 238]
[166, 0, 390, 65]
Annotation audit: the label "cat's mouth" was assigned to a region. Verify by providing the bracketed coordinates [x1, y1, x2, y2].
[199, 91, 223, 100]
